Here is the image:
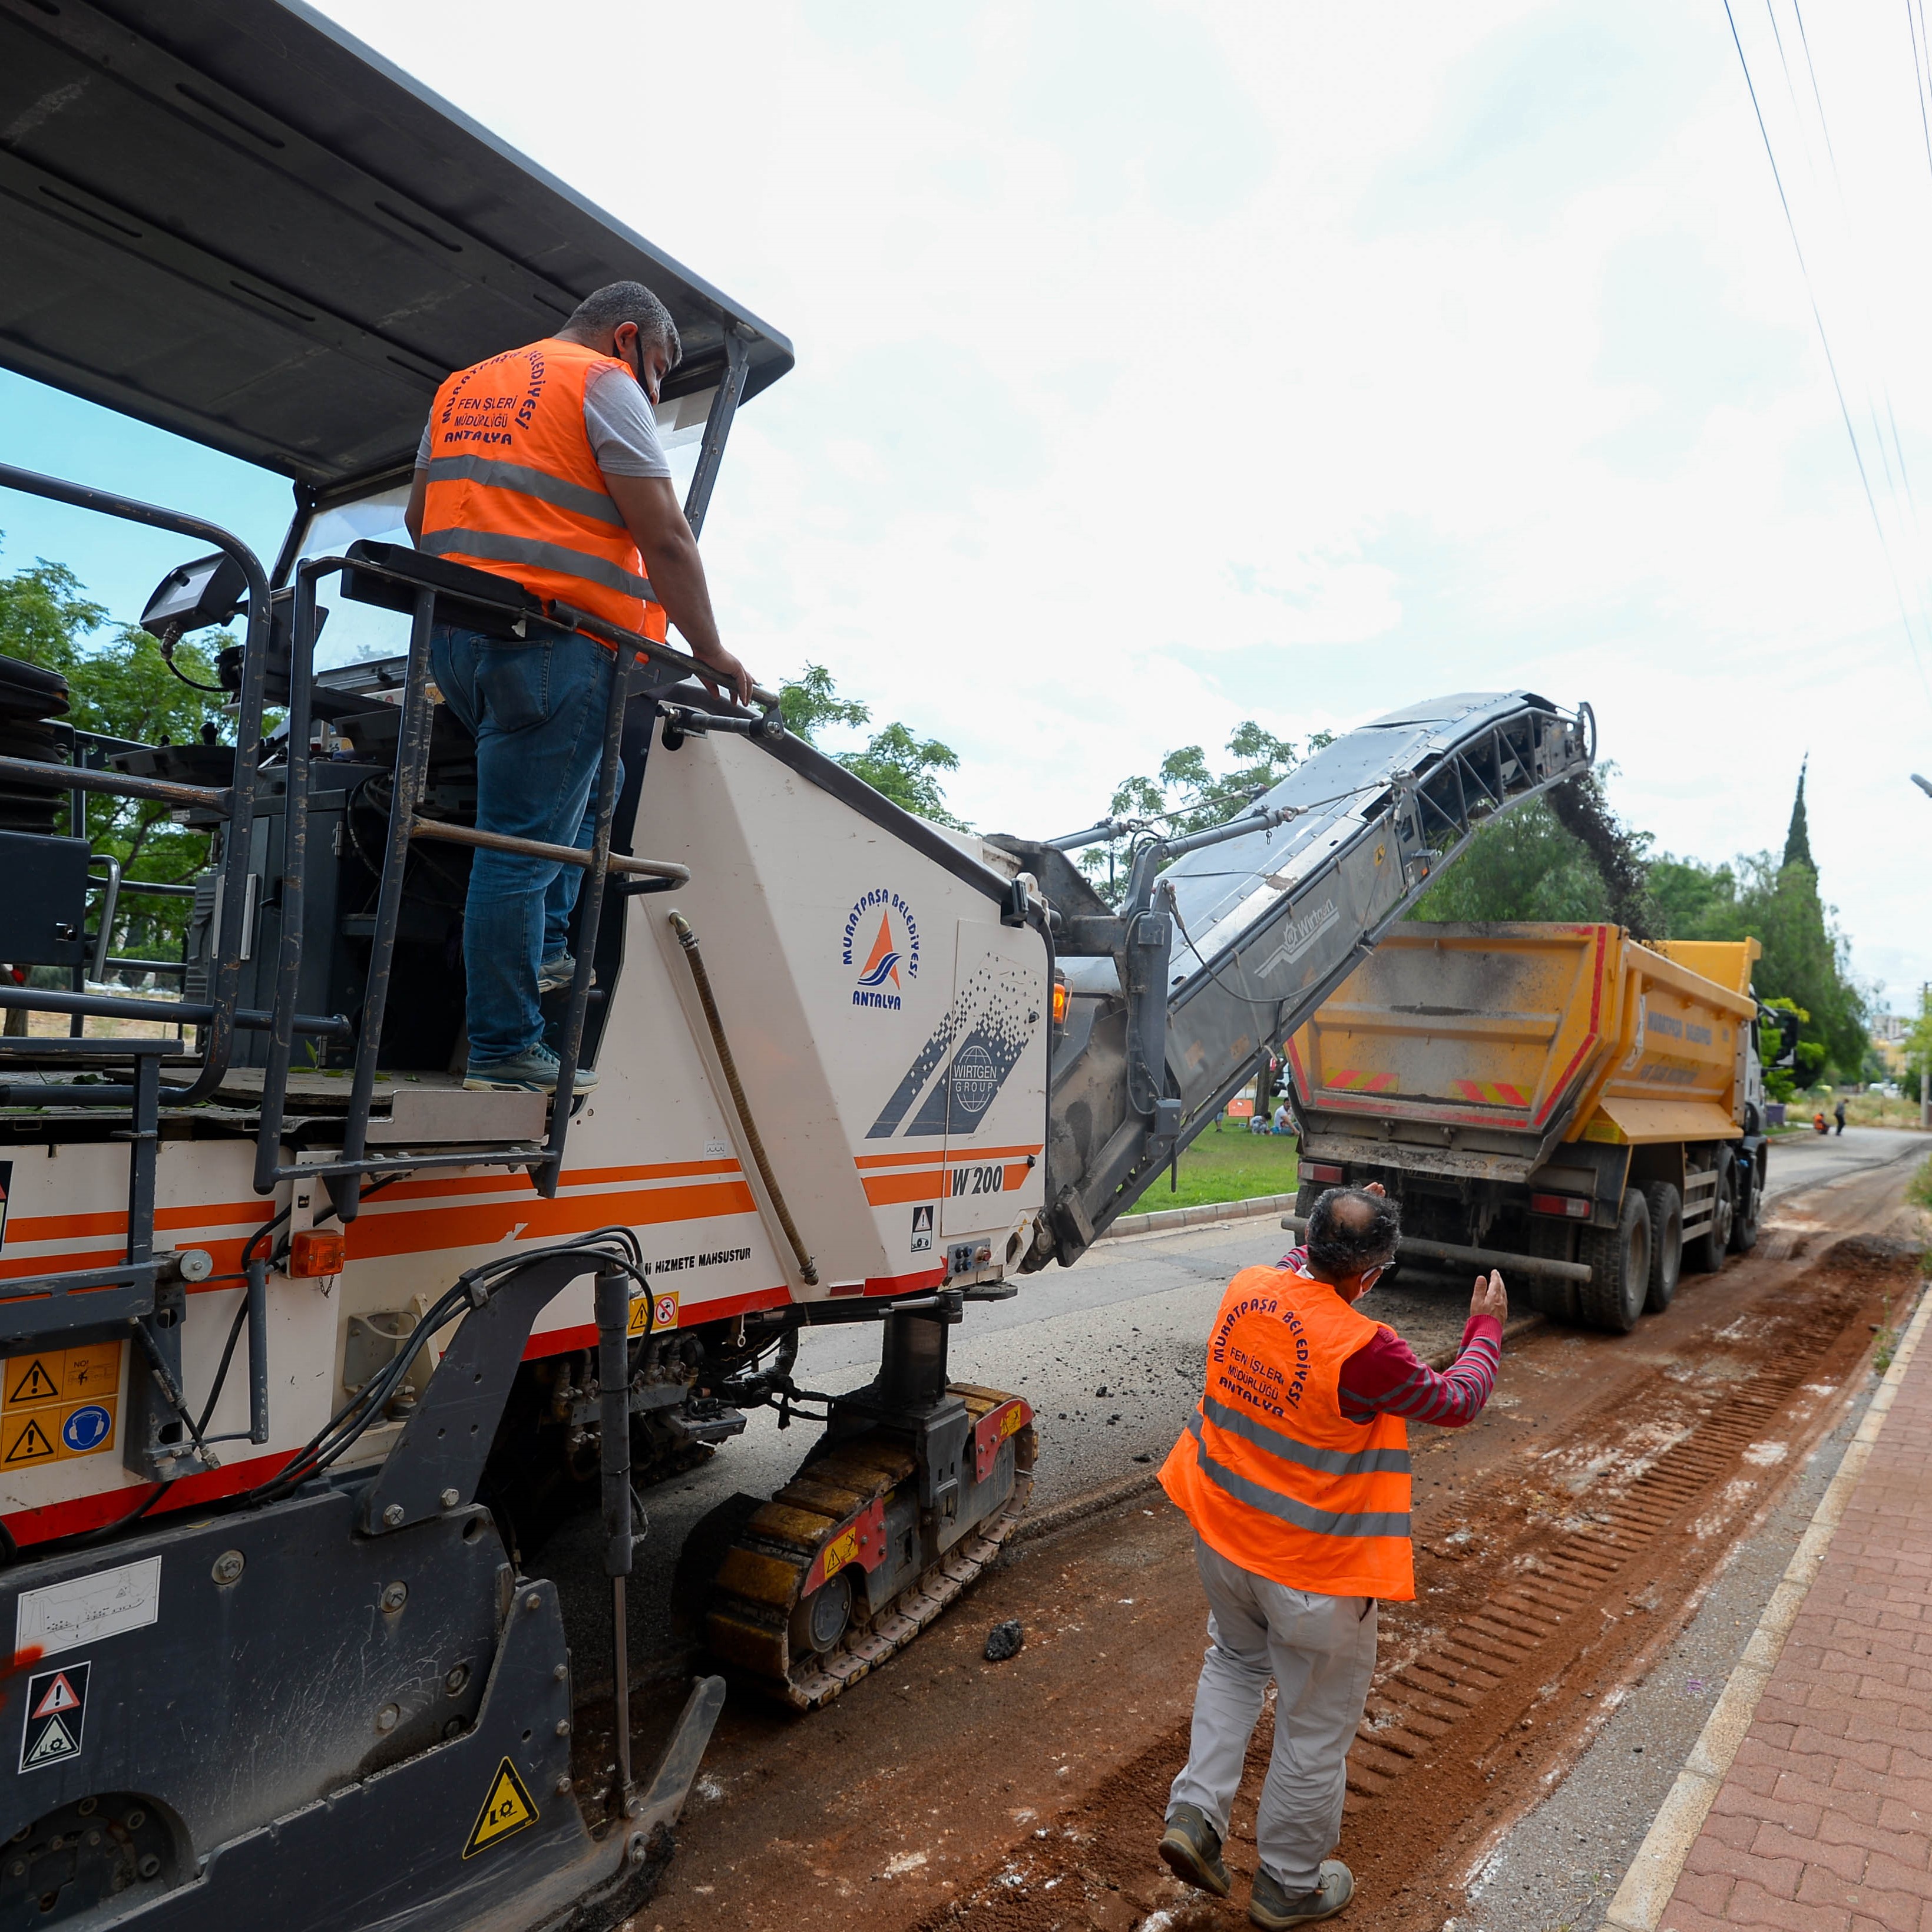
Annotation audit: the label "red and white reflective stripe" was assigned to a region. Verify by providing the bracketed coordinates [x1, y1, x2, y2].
[803, 1494, 888, 1594]
[972, 1397, 1032, 1484]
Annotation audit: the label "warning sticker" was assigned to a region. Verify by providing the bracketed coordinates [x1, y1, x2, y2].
[910, 1203, 934, 1253]
[652, 1291, 678, 1332]
[19, 1660, 88, 1773]
[4, 1417, 55, 1466]
[7, 1359, 57, 1407]
[462, 1756, 539, 1857]
[1, 1343, 123, 1463]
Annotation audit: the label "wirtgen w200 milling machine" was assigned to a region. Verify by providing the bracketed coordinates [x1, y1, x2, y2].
[0, 5, 1594, 1926]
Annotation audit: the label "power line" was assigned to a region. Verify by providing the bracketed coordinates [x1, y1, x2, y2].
[1723, 0, 1932, 705]
[1786, 0, 1932, 650]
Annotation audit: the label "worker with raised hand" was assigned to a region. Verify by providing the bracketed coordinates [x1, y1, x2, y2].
[1155, 1184, 1507, 1928]
[405, 280, 753, 1094]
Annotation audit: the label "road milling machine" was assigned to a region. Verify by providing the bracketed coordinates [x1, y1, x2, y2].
[0, 5, 1596, 1927]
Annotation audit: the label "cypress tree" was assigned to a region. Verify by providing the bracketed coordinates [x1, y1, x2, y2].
[1783, 757, 1814, 871]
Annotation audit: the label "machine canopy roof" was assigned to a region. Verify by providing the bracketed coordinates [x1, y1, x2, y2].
[0, 0, 793, 500]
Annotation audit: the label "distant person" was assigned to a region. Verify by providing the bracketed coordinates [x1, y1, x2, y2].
[1834, 1097, 1847, 1136]
[1814, 1110, 1829, 1135]
[1249, 1110, 1270, 1135]
[1154, 1185, 1506, 1927]
[1272, 1101, 1291, 1134]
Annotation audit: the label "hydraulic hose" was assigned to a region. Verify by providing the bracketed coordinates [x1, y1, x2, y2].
[667, 909, 819, 1286]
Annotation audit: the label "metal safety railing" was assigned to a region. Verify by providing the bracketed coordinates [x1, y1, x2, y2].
[0, 466, 354, 1394]
[253, 549, 720, 1221]
[0, 434, 785, 1454]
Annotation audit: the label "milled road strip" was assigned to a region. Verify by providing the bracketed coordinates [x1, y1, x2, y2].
[1594, 1283, 1932, 1932]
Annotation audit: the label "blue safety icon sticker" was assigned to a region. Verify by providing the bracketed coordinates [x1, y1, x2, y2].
[60, 1406, 111, 1454]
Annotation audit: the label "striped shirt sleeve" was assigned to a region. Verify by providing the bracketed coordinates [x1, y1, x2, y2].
[1336, 1315, 1502, 1428]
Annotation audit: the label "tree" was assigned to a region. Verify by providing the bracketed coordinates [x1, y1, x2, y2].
[1655, 849, 1867, 1083]
[1079, 722, 1334, 906]
[778, 663, 967, 829]
[1903, 990, 1932, 1110]
[1783, 756, 1813, 870]
[1757, 994, 1814, 1103]
[0, 547, 226, 961]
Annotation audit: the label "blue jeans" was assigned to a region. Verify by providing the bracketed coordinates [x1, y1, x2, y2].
[429, 622, 621, 1064]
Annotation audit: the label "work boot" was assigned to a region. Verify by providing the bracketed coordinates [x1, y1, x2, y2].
[463, 1042, 598, 1095]
[537, 953, 575, 995]
[1249, 1860, 1354, 1928]
[1156, 1804, 1230, 1897]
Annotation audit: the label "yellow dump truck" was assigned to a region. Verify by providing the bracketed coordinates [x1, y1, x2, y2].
[1282, 922, 1773, 1332]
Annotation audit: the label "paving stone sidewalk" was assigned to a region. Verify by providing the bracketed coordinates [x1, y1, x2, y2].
[1656, 1310, 1932, 1932]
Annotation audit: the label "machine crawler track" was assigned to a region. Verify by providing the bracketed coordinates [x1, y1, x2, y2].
[706, 1384, 1036, 1709]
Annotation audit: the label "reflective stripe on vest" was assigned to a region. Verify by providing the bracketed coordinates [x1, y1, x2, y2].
[420, 338, 667, 641]
[1183, 1412, 1411, 1539]
[418, 528, 656, 604]
[1157, 1265, 1415, 1600]
[1199, 1392, 1411, 1478]
[423, 454, 627, 527]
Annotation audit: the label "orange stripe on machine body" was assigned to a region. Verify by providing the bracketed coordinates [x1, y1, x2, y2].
[863, 1172, 944, 1206]
[345, 1180, 758, 1262]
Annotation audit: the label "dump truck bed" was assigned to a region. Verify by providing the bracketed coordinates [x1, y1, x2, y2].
[1285, 922, 1758, 1179]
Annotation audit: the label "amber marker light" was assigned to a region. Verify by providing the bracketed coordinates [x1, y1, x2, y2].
[289, 1228, 347, 1276]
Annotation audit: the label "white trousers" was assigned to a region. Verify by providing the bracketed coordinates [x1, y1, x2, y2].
[1166, 1534, 1379, 1892]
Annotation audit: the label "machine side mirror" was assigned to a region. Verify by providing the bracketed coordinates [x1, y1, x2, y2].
[140, 553, 249, 645]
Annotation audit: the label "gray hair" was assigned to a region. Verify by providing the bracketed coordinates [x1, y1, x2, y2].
[564, 282, 681, 364]
[1305, 1186, 1400, 1283]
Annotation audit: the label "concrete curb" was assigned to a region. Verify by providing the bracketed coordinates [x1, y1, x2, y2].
[1099, 1191, 1298, 1240]
[1594, 1284, 1932, 1932]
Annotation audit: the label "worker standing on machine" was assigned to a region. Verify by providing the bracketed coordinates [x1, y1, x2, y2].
[1154, 1186, 1507, 1928]
[404, 280, 753, 1093]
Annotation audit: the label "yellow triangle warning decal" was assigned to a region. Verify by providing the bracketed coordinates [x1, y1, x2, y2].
[7, 1359, 58, 1406]
[3, 1418, 55, 1465]
[462, 1756, 539, 1858]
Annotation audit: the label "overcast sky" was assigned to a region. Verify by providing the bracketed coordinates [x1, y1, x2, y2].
[5, 1, 1930, 1008]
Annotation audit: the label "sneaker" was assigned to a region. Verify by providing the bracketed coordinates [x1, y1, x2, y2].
[1249, 1860, 1354, 1928]
[463, 1043, 598, 1095]
[1157, 1804, 1230, 1898]
[537, 953, 575, 995]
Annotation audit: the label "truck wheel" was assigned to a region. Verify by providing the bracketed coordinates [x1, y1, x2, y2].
[1685, 1164, 1733, 1273]
[1643, 1183, 1682, 1313]
[1579, 1189, 1650, 1334]
[1729, 1159, 1761, 1254]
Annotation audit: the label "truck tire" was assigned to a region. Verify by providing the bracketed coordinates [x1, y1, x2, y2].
[1580, 1189, 1650, 1334]
[1643, 1182, 1682, 1313]
[1729, 1156, 1761, 1255]
[1685, 1162, 1733, 1274]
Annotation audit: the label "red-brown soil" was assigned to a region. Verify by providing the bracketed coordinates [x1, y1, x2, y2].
[611, 1163, 1921, 1932]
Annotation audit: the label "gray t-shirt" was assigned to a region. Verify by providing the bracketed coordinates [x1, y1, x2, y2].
[416, 362, 670, 480]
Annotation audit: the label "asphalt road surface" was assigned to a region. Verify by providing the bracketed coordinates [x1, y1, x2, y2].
[549, 1125, 1928, 1686]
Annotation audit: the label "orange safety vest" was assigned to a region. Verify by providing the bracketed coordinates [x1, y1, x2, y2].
[1159, 1265, 1414, 1600]
[419, 337, 669, 642]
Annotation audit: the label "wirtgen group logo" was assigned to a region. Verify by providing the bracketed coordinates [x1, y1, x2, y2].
[842, 889, 921, 1012]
